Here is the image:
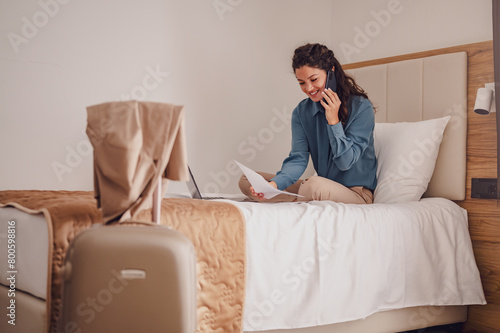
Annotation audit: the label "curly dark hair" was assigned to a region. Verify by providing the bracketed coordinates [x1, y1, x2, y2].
[292, 43, 371, 124]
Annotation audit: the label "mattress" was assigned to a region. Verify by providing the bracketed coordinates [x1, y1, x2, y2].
[232, 197, 486, 331]
[0, 207, 49, 300]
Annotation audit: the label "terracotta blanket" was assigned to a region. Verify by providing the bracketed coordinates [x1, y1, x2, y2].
[0, 190, 246, 333]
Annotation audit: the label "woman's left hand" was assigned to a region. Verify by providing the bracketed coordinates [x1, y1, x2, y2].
[320, 88, 341, 125]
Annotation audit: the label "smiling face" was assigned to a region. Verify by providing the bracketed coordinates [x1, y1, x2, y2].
[295, 66, 328, 102]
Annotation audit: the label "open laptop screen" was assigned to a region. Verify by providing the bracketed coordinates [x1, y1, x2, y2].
[187, 166, 203, 199]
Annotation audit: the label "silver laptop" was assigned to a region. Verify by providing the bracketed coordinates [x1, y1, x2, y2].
[187, 166, 245, 201]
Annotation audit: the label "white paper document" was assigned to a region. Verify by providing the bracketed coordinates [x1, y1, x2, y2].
[235, 160, 303, 199]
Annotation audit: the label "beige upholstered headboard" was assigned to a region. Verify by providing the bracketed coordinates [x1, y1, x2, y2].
[345, 52, 468, 200]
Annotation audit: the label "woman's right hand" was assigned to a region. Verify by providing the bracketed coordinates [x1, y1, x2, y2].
[321, 88, 341, 125]
[250, 181, 278, 200]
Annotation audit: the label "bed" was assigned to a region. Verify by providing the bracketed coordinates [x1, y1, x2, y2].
[0, 45, 487, 333]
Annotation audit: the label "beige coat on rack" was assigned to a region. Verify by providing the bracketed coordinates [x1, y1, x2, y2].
[86, 100, 188, 223]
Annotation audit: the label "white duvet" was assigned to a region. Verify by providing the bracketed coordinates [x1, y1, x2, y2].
[231, 198, 486, 331]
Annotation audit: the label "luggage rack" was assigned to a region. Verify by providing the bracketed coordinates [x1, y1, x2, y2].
[152, 177, 162, 224]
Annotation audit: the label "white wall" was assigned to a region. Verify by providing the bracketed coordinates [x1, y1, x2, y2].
[0, 0, 492, 194]
[331, 0, 493, 64]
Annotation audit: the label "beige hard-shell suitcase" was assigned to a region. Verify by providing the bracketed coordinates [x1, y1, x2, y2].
[59, 223, 197, 333]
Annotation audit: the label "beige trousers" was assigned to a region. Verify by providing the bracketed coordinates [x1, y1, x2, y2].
[238, 172, 373, 204]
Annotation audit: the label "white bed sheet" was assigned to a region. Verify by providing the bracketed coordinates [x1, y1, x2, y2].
[231, 198, 486, 331]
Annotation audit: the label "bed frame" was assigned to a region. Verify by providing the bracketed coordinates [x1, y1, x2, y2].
[248, 46, 470, 333]
[0, 43, 483, 333]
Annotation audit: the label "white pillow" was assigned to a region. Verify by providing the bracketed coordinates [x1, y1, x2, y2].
[373, 116, 450, 204]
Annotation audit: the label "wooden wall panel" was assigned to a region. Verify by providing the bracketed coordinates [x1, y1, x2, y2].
[457, 41, 500, 333]
[345, 41, 500, 333]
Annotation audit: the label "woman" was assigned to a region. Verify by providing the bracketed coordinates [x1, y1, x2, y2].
[239, 43, 377, 204]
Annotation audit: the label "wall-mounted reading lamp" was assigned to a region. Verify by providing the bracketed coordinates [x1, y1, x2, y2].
[474, 83, 496, 115]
